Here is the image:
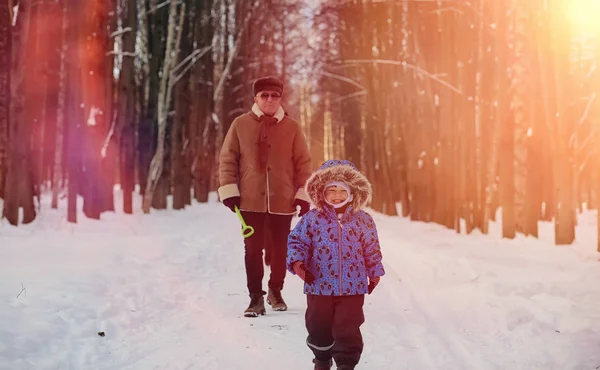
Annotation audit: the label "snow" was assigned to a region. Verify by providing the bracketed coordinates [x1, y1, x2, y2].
[1, 189, 599, 370]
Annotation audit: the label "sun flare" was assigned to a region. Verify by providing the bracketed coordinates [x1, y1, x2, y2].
[563, 0, 600, 35]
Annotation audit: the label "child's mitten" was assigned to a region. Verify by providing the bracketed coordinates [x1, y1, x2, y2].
[368, 276, 380, 294]
[292, 261, 315, 284]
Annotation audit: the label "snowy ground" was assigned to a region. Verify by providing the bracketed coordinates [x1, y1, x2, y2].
[1, 190, 599, 370]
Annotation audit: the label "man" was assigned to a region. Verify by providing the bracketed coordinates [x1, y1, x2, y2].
[218, 76, 312, 317]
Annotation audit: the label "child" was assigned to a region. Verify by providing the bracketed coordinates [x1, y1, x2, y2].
[286, 159, 385, 370]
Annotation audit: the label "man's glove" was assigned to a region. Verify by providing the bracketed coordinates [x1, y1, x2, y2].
[368, 276, 380, 294]
[294, 199, 310, 217]
[292, 261, 315, 285]
[222, 196, 240, 213]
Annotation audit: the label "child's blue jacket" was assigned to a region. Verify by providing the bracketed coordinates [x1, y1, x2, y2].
[286, 159, 385, 296]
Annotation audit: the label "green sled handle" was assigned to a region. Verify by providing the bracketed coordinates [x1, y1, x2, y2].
[235, 205, 255, 238]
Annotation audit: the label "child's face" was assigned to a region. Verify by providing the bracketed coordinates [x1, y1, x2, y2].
[324, 185, 349, 205]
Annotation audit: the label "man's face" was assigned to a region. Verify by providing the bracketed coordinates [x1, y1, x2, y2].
[254, 90, 282, 116]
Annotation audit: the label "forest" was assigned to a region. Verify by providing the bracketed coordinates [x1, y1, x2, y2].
[0, 0, 599, 249]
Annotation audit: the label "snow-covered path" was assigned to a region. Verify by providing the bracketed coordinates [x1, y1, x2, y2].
[1, 193, 599, 369]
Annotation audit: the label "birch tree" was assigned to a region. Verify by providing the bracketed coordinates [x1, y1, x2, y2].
[142, 0, 185, 213]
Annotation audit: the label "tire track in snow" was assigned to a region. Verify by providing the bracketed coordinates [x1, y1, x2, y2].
[375, 280, 438, 370]
[383, 250, 487, 370]
[95, 233, 274, 370]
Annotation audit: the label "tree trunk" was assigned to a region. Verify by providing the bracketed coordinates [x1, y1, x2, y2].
[548, 3, 575, 245]
[524, 7, 543, 238]
[139, 0, 165, 197]
[65, 0, 85, 224]
[30, 0, 48, 202]
[66, 70, 81, 224]
[597, 168, 600, 252]
[142, 2, 185, 213]
[473, 0, 488, 232]
[81, 0, 112, 219]
[0, 1, 11, 200]
[171, 89, 186, 210]
[3, 0, 36, 225]
[190, 0, 214, 203]
[482, 11, 502, 231]
[172, 10, 191, 210]
[102, 0, 117, 212]
[118, 0, 137, 214]
[494, 1, 515, 239]
[51, 0, 67, 209]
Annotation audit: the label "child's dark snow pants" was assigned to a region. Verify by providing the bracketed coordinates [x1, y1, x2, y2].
[305, 294, 365, 368]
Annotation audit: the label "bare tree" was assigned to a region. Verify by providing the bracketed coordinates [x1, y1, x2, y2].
[142, 0, 185, 213]
[50, 0, 67, 210]
[117, 0, 137, 214]
[190, 0, 216, 203]
[171, 8, 192, 210]
[0, 0, 11, 200]
[3, 0, 36, 225]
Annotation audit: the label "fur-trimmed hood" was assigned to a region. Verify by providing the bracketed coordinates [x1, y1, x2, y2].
[305, 159, 372, 212]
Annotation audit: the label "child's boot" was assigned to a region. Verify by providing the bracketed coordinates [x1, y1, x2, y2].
[337, 365, 354, 370]
[312, 358, 332, 370]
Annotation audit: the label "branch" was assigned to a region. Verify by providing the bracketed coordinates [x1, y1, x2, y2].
[430, 7, 465, 15]
[579, 93, 595, 127]
[333, 90, 367, 103]
[157, 1, 182, 125]
[173, 46, 211, 74]
[318, 71, 367, 92]
[105, 51, 136, 57]
[181, 138, 190, 156]
[110, 27, 132, 38]
[578, 148, 597, 175]
[569, 93, 596, 149]
[172, 46, 213, 85]
[578, 128, 598, 157]
[213, 7, 255, 102]
[164, 2, 186, 113]
[149, 0, 180, 14]
[100, 110, 118, 158]
[585, 62, 596, 79]
[16, 283, 26, 299]
[333, 59, 463, 95]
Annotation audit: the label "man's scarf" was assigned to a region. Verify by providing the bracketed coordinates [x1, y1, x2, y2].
[256, 115, 278, 172]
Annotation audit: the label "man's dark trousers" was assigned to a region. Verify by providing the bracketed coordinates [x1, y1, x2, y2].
[240, 211, 293, 294]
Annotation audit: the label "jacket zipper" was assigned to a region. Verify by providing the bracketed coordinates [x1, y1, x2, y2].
[337, 220, 343, 295]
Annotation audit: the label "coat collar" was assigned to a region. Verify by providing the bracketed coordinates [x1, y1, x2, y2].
[251, 103, 285, 122]
[323, 204, 354, 223]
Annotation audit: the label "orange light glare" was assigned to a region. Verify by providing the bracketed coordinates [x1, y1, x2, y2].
[563, 0, 600, 35]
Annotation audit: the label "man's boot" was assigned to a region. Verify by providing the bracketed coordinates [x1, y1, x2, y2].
[266, 288, 287, 311]
[312, 358, 332, 370]
[244, 292, 266, 317]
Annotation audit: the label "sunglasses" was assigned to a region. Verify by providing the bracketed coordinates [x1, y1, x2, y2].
[257, 92, 282, 100]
